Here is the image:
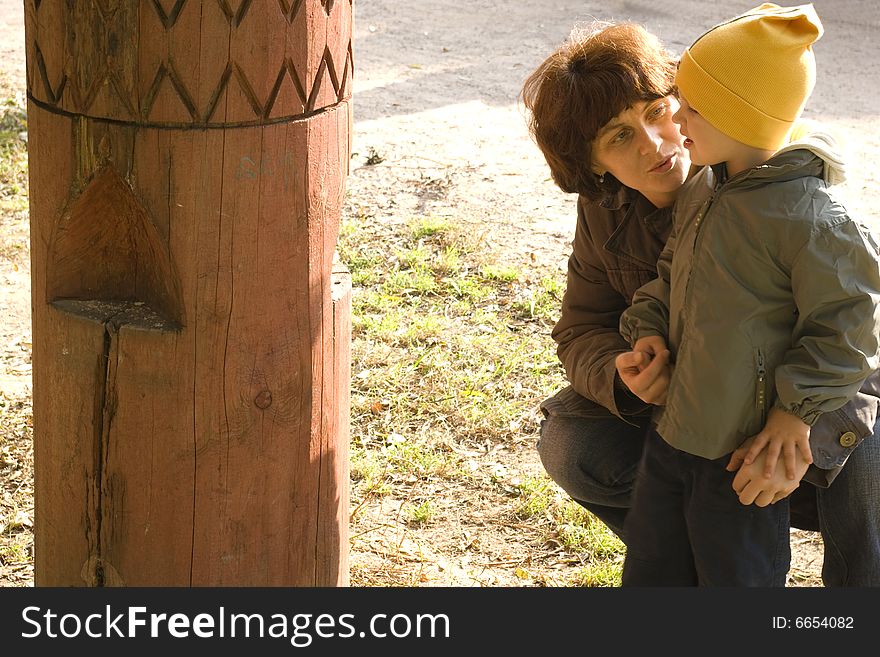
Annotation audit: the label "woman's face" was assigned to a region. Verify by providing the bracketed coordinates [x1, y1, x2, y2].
[591, 96, 690, 208]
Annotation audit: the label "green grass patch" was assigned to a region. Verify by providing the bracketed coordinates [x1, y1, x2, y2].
[0, 95, 28, 215]
[480, 264, 520, 282]
[382, 434, 456, 479]
[0, 538, 29, 567]
[569, 561, 623, 587]
[405, 500, 436, 526]
[512, 276, 565, 321]
[339, 206, 627, 582]
[552, 501, 625, 558]
[341, 210, 567, 446]
[409, 217, 451, 240]
[515, 475, 555, 518]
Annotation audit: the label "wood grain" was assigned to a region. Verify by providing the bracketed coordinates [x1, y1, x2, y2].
[27, 0, 352, 586]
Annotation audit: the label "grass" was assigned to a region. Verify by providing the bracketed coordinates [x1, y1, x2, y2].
[0, 86, 33, 586]
[0, 94, 27, 213]
[339, 208, 628, 586]
[0, 392, 34, 584]
[515, 475, 555, 518]
[340, 215, 564, 446]
[0, 92, 28, 266]
[406, 500, 436, 526]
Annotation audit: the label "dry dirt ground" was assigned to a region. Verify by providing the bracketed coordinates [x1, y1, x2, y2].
[3, 0, 880, 587]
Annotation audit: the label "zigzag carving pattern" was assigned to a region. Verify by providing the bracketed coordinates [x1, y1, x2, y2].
[151, 1, 188, 28]
[28, 0, 353, 127]
[32, 0, 351, 25]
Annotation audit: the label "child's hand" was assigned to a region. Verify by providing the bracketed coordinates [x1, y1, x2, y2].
[736, 407, 812, 480]
[615, 336, 672, 405]
[726, 435, 810, 506]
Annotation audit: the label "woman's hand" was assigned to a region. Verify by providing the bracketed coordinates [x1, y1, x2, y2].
[615, 335, 672, 405]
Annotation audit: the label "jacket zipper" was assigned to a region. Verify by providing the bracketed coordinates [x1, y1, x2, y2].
[681, 186, 718, 305]
[756, 349, 767, 424]
[668, 175, 719, 429]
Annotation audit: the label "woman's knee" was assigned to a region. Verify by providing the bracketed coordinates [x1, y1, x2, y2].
[537, 413, 644, 503]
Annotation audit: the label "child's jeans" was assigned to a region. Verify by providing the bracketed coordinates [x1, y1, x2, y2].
[621, 429, 791, 586]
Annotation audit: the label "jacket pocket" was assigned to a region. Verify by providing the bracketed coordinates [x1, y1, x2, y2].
[755, 349, 768, 426]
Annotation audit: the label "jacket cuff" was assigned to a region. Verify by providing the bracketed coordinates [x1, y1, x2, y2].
[613, 372, 652, 416]
[624, 328, 666, 349]
[806, 396, 878, 470]
[796, 390, 879, 487]
[773, 399, 822, 427]
[801, 463, 841, 489]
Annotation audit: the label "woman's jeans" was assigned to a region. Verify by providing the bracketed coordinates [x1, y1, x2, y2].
[537, 411, 880, 586]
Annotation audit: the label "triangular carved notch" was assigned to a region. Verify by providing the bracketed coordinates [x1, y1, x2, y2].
[34, 43, 67, 104]
[47, 167, 184, 329]
[142, 62, 199, 121]
[338, 42, 353, 102]
[264, 58, 307, 118]
[306, 46, 340, 111]
[277, 0, 305, 23]
[217, 0, 254, 27]
[151, 0, 188, 29]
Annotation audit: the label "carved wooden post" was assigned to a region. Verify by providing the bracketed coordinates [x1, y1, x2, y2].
[25, 0, 352, 585]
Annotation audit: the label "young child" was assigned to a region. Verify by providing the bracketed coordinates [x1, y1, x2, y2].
[618, 3, 880, 586]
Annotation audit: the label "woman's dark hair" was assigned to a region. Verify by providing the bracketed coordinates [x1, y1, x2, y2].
[521, 22, 677, 202]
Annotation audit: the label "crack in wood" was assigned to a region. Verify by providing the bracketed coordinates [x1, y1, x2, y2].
[87, 316, 119, 586]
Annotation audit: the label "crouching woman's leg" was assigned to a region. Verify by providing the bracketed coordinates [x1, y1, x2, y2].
[537, 407, 649, 543]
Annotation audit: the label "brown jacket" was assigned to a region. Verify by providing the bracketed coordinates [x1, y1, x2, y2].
[543, 186, 879, 486]
[543, 188, 671, 421]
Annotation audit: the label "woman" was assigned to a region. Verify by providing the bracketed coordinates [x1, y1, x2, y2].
[521, 21, 880, 586]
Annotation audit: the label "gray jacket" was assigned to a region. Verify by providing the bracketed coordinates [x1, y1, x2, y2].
[620, 136, 880, 465]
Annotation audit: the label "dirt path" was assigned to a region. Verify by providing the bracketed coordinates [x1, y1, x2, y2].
[4, 0, 879, 586]
[343, 0, 880, 585]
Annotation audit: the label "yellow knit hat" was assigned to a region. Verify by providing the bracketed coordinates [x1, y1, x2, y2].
[675, 3, 823, 150]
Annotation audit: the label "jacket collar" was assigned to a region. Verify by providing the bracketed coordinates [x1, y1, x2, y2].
[599, 186, 633, 211]
[711, 149, 825, 189]
[603, 188, 672, 268]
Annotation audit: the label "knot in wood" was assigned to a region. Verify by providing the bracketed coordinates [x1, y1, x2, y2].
[254, 390, 273, 409]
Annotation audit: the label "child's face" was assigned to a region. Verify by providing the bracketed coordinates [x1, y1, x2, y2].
[672, 95, 744, 167]
[590, 96, 690, 209]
